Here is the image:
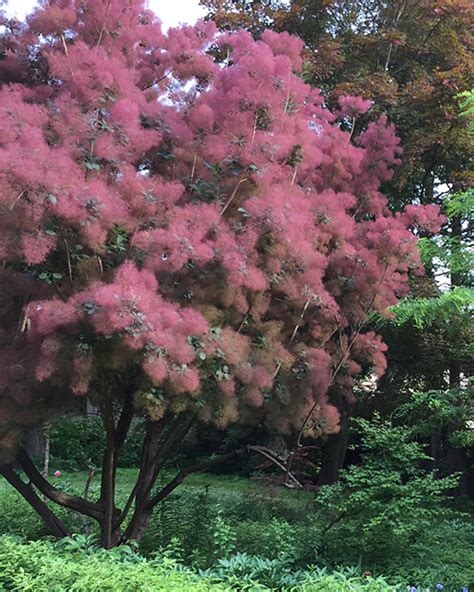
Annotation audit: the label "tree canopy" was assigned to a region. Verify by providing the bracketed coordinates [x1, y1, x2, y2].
[0, 0, 442, 545]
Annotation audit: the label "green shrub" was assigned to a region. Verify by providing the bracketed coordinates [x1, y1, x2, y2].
[230, 518, 321, 565]
[202, 554, 398, 591]
[386, 517, 474, 590]
[0, 489, 49, 540]
[312, 415, 474, 590]
[0, 486, 85, 541]
[0, 536, 398, 591]
[49, 415, 105, 471]
[139, 485, 318, 567]
[50, 416, 144, 471]
[0, 535, 225, 592]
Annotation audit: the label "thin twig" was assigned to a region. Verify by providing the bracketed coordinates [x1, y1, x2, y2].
[60, 33, 69, 56]
[64, 239, 73, 284]
[191, 152, 197, 180]
[296, 263, 389, 446]
[273, 297, 312, 380]
[219, 178, 248, 218]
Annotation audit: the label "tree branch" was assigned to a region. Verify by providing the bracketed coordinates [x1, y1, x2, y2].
[147, 448, 250, 509]
[16, 448, 103, 521]
[114, 387, 135, 455]
[0, 464, 70, 539]
[248, 445, 303, 488]
[118, 414, 196, 536]
[100, 386, 116, 548]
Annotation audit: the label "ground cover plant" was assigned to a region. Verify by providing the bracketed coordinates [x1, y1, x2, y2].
[0, 535, 405, 592]
[0, 528, 471, 591]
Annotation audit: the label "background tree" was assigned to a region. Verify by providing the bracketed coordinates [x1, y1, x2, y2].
[360, 90, 473, 496]
[0, 0, 441, 546]
[202, 0, 473, 207]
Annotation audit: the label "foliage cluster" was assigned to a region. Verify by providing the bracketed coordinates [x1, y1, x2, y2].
[0, 535, 411, 592]
[0, 535, 225, 592]
[312, 417, 474, 588]
[49, 416, 144, 471]
[1, 532, 473, 591]
[202, 0, 473, 207]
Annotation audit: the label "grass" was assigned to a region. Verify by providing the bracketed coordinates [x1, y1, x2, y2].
[0, 466, 312, 505]
[0, 467, 314, 542]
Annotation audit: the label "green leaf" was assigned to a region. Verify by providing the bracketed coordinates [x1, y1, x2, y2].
[85, 161, 101, 170]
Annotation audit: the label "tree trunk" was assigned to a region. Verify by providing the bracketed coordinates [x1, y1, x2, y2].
[42, 423, 51, 479]
[317, 389, 352, 486]
[120, 415, 195, 543]
[99, 387, 117, 549]
[122, 507, 154, 544]
[23, 427, 45, 462]
[2, 411, 295, 547]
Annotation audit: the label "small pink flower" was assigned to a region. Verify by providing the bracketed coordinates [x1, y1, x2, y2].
[393, 39, 401, 46]
[54, 470, 62, 477]
[433, 7, 441, 14]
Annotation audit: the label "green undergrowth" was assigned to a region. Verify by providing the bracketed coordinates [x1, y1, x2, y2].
[1, 417, 472, 591]
[0, 473, 472, 591]
[0, 535, 399, 591]
[0, 535, 224, 592]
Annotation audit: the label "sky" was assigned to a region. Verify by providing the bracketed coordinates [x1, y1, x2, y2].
[3, 0, 207, 29]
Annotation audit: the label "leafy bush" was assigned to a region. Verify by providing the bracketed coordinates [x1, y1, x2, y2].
[0, 536, 398, 591]
[139, 485, 318, 566]
[203, 554, 397, 591]
[388, 517, 474, 590]
[0, 535, 225, 592]
[0, 486, 83, 541]
[313, 416, 473, 589]
[50, 416, 144, 471]
[0, 489, 50, 540]
[50, 416, 105, 471]
[230, 518, 321, 565]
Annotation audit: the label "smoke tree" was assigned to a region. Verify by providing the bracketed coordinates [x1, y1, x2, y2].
[0, 0, 440, 546]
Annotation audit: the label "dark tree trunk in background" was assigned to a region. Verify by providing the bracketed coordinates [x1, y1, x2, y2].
[23, 427, 46, 462]
[317, 388, 352, 487]
[42, 423, 51, 479]
[445, 213, 471, 496]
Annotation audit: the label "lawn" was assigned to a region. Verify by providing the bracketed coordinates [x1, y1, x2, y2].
[0, 466, 313, 509]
